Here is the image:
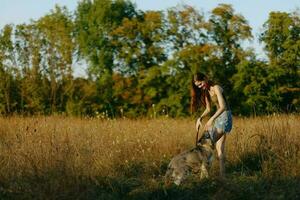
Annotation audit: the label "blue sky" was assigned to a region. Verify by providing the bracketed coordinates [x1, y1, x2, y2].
[0, 0, 299, 75]
[1, 0, 299, 33]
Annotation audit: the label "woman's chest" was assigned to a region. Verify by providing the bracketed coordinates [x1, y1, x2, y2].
[208, 89, 218, 105]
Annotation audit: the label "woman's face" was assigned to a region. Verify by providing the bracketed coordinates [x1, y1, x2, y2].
[194, 80, 206, 89]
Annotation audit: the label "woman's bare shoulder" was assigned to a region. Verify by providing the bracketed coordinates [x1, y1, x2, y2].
[212, 85, 224, 93]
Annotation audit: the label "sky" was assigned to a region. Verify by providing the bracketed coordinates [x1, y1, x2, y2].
[0, 0, 299, 76]
[1, 0, 299, 34]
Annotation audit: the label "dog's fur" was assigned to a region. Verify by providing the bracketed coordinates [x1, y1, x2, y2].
[164, 132, 214, 186]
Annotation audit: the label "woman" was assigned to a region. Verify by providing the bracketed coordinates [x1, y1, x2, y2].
[191, 72, 232, 177]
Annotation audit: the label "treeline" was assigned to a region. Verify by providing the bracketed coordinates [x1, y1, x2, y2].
[0, 0, 299, 117]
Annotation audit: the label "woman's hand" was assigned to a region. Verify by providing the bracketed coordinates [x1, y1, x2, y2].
[195, 117, 203, 131]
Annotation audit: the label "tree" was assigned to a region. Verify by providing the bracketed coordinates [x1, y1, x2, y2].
[66, 77, 99, 116]
[162, 5, 208, 116]
[207, 4, 252, 88]
[111, 10, 168, 115]
[36, 5, 75, 113]
[0, 25, 19, 114]
[14, 23, 46, 114]
[233, 56, 273, 114]
[260, 11, 300, 112]
[74, 0, 137, 116]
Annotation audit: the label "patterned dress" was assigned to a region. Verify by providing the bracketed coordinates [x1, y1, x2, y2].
[211, 86, 232, 133]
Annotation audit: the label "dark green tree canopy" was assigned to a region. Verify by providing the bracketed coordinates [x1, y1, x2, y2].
[0, 2, 298, 116]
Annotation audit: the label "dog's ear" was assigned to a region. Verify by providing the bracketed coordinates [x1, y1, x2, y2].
[197, 131, 214, 147]
[202, 131, 211, 139]
[197, 131, 210, 144]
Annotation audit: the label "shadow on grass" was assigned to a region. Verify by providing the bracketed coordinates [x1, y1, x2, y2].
[227, 151, 264, 176]
[1, 175, 300, 200]
[126, 176, 300, 200]
[0, 159, 299, 200]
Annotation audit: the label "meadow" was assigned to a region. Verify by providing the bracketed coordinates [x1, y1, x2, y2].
[0, 115, 299, 199]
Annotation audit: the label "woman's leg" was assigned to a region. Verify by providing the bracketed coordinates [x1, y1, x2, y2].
[215, 129, 226, 178]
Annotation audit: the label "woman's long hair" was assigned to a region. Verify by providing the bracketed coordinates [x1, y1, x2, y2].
[190, 73, 214, 113]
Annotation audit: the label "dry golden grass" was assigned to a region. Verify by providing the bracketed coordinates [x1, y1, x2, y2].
[0, 114, 299, 199]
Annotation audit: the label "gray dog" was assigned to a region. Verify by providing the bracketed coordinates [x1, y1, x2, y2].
[164, 132, 214, 186]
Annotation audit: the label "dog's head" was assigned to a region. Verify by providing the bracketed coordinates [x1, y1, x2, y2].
[197, 131, 214, 149]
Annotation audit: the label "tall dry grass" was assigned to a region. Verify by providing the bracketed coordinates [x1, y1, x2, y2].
[0, 115, 299, 199]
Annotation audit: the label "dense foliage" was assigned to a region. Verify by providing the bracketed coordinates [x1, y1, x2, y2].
[0, 1, 299, 117]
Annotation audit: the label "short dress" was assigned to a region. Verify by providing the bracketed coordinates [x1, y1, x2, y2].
[210, 86, 232, 133]
[213, 110, 232, 133]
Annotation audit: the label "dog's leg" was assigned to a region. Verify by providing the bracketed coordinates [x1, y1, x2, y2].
[174, 178, 181, 185]
[173, 166, 189, 186]
[200, 163, 209, 179]
[173, 170, 184, 185]
[164, 167, 173, 186]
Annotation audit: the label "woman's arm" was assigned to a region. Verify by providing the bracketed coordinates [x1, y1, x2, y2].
[205, 85, 226, 129]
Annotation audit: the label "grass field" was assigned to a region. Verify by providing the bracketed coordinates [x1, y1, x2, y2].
[0, 115, 299, 199]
